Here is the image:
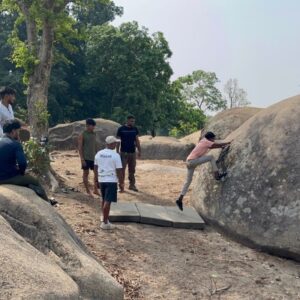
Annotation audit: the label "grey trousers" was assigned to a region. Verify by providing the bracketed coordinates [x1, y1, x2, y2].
[180, 155, 218, 196]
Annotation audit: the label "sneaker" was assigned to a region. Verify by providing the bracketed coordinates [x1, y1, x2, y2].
[129, 185, 139, 192]
[176, 199, 183, 211]
[100, 222, 115, 230]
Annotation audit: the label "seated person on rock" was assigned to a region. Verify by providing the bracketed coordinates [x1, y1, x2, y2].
[176, 131, 231, 211]
[0, 119, 57, 205]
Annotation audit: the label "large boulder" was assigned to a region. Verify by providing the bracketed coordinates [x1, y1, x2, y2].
[49, 118, 120, 150]
[0, 185, 123, 299]
[191, 96, 300, 260]
[0, 215, 79, 300]
[140, 135, 194, 160]
[180, 130, 201, 144]
[202, 107, 262, 139]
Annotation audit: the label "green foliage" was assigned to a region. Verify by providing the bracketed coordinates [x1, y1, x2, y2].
[169, 102, 206, 138]
[83, 21, 173, 132]
[179, 70, 226, 112]
[23, 138, 50, 175]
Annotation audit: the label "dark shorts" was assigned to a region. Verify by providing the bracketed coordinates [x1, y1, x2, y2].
[82, 160, 94, 170]
[100, 182, 118, 203]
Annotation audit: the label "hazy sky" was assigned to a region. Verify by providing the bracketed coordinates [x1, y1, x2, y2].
[112, 0, 300, 108]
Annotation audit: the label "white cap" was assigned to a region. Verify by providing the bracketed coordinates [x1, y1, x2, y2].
[105, 136, 120, 144]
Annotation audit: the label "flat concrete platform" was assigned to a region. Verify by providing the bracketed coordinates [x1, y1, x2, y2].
[110, 202, 140, 223]
[109, 202, 205, 229]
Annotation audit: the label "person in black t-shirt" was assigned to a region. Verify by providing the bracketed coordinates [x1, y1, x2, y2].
[116, 115, 141, 192]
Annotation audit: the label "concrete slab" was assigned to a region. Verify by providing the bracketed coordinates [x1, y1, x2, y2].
[164, 206, 205, 229]
[109, 202, 141, 223]
[135, 203, 173, 227]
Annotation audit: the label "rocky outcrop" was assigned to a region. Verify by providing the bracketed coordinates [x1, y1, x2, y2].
[191, 96, 300, 260]
[202, 107, 261, 139]
[140, 136, 194, 160]
[0, 215, 79, 300]
[0, 185, 123, 299]
[49, 118, 120, 150]
[180, 130, 201, 144]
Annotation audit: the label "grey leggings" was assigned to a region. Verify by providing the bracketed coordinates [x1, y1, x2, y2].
[180, 155, 218, 196]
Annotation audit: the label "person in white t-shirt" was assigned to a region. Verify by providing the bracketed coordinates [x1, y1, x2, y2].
[94, 136, 123, 230]
[0, 87, 16, 137]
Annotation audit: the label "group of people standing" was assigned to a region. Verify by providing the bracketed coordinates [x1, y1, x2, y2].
[78, 116, 141, 230]
[0, 86, 231, 231]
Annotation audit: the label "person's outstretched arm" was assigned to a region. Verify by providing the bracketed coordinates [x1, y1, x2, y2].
[210, 140, 232, 149]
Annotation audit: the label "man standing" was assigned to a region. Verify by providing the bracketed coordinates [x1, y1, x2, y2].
[176, 132, 231, 211]
[78, 118, 98, 197]
[116, 115, 141, 192]
[94, 136, 122, 230]
[0, 119, 57, 205]
[0, 87, 15, 137]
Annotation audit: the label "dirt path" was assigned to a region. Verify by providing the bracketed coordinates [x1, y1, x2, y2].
[51, 150, 300, 300]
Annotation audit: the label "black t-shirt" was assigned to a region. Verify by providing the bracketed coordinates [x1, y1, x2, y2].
[116, 125, 139, 153]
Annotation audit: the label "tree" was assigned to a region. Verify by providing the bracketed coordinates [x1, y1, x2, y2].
[0, 0, 116, 139]
[178, 70, 226, 112]
[83, 22, 173, 132]
[224, 78, 250, 108]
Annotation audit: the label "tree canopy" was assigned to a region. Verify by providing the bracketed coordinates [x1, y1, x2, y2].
[0, 1, 228, 138]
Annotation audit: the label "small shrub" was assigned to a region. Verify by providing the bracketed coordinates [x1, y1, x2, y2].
[23, 138, 50, 175]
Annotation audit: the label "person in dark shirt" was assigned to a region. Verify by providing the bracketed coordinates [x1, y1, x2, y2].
[0, 119, 56, 205]
[116, 115, 141, 192]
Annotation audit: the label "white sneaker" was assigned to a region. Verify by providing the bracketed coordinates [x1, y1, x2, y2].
[100, 222, 115, 230]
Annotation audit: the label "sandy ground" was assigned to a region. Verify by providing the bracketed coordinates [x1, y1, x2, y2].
[51, 150, 300, 300]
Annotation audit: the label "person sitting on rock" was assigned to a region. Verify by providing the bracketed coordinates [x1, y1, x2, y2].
[78, 118, 98, 197]
[176, 131, 231, 211]
[94, 136, 123, 230]
[0, 119, 57, 206]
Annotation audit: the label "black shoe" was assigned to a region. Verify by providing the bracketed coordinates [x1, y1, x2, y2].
[129, 185, 139, 192]
[176, 199, 183, 211]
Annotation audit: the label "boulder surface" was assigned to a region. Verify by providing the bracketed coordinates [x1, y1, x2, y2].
[0, 185, 123, 299]
[140, 136, 194, 160]
[0, 215, 79, 300]
[202, 107, 262, 139]
[191, 96, 300, 260]
[49, 118, 120, 150]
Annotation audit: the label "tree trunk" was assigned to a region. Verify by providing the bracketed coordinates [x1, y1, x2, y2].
[27, 21, 54, 140]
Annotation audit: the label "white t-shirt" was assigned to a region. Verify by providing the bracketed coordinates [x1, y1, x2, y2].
[0, 101, 14, 137]
[94, 148, 122, 183]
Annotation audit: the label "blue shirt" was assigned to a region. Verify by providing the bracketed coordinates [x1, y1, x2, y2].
[116, 125, 139, 153]
[0, 135, 27, 180]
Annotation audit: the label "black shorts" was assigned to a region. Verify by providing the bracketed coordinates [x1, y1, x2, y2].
[100, 182, 118, 202]
[82, 160, 94, 170]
